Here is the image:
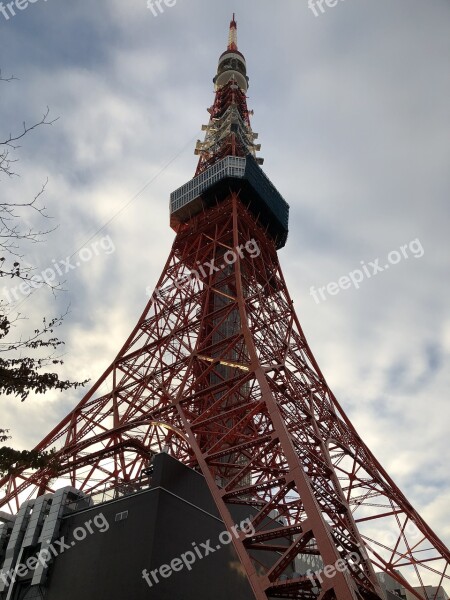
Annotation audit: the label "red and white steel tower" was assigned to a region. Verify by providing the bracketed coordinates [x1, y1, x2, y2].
[1, 16, 449, 600]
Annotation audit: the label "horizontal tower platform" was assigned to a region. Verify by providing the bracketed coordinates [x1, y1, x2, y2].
[170, 155, 290, 249]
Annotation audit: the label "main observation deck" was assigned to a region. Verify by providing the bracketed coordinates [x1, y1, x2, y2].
[170, 155, 290, 249]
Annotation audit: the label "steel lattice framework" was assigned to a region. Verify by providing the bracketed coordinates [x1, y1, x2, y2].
[1, 15, 449, 600]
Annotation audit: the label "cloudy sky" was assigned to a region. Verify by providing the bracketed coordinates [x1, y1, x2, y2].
[1, 0, 449, 559]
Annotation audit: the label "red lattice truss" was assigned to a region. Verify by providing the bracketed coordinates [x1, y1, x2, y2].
[1, 195, 449, 600]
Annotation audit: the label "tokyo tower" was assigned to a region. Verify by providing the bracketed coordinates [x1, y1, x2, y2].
[1, 14, 449, 600]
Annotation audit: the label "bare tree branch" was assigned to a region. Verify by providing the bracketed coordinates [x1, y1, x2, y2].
[0, 70, 18, 83]
[0, 68, 86, 478]
[0, 75, 61, 291]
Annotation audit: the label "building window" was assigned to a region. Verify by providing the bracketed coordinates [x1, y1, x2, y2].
[115, 511, 129, 522]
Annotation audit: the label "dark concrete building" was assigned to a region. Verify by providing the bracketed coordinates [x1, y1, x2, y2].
[0, 453, 288, 600]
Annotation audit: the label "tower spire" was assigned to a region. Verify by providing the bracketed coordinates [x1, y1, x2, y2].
[194, 15, 262, 176]
[228, 13, 238, 51]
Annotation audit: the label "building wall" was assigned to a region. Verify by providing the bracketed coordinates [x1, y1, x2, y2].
[45, 454, 255, 600]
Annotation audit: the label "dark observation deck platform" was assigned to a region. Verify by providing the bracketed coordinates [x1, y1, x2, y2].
[170, 155, 290, 249]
